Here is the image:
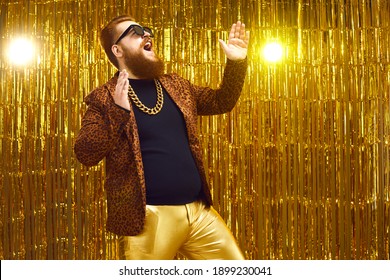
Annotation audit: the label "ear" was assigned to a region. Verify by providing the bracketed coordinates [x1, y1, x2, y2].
[111, 45, 123, 58]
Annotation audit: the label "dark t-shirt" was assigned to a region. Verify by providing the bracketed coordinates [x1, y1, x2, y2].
[129, 78, 202, 205]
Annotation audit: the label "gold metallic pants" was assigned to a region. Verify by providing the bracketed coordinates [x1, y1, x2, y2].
[118, 200, 245, 260]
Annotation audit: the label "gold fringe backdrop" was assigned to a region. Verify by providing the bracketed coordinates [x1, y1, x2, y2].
[0, 0, 389, 259]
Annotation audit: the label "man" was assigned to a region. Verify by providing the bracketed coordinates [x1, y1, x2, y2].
[74, 15, 249, 260]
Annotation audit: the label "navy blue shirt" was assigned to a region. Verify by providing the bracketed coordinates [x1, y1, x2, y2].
[128, 78, 202, 205]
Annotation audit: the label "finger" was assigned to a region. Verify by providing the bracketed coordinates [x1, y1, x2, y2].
[122, 69, 128, 80]
[240, 23, 246, 39]
[119, 70, 128, 81]
[117, 72, 125, 87]
[228, 23, 236, 41]
[118, 70, 125, 82]
[234, 21, 242, 39]
[218, 39, 228, 52]
[121, 69, 128, 78]
[121, 72, 129, 92]
[117, 70, 128, 92]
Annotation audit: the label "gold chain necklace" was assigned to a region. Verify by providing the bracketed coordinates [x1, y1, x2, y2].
[127, 79, 164, 115]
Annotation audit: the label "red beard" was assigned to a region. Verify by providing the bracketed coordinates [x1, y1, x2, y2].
[123, 48, 164, 79]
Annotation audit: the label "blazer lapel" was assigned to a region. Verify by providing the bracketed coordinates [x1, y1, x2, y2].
[106, 74, 144, 182]
[159, 75, 191, 119]
[106, 73, 138, 144]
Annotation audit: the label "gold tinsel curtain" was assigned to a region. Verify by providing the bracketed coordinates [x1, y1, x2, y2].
[0, 0, 389, 260]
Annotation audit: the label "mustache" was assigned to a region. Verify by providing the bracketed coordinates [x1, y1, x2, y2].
[141, 37, 152, 47]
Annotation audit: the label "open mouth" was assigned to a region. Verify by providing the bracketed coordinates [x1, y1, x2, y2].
[143, 40, 152, 51]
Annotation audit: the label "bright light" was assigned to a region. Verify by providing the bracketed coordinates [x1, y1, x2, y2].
[8, 38, 35, 65]
[263, 42, 283, 62]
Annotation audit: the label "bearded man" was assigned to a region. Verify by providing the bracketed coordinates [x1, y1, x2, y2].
[74, 15, 249, 260]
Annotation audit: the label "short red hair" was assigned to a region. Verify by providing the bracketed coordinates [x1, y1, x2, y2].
[100, 15, 135, 68]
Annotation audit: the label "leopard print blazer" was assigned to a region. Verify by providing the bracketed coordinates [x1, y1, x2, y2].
[74, 58, 247, 236]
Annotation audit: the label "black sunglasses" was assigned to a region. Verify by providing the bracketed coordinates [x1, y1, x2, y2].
[114, 24, 154, 44]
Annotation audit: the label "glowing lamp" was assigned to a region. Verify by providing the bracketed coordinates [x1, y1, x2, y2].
[263, 42, 283, 62]
[8, 38, 35, 65]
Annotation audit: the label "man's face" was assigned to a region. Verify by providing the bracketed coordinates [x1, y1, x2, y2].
[114, 21, 164, 79]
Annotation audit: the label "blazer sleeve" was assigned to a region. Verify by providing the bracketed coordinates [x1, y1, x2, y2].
[193, 58, 247, 115]
[74, 87, 130, 167]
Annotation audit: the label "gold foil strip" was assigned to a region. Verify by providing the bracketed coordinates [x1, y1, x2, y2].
[0, 0, 389, 260]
